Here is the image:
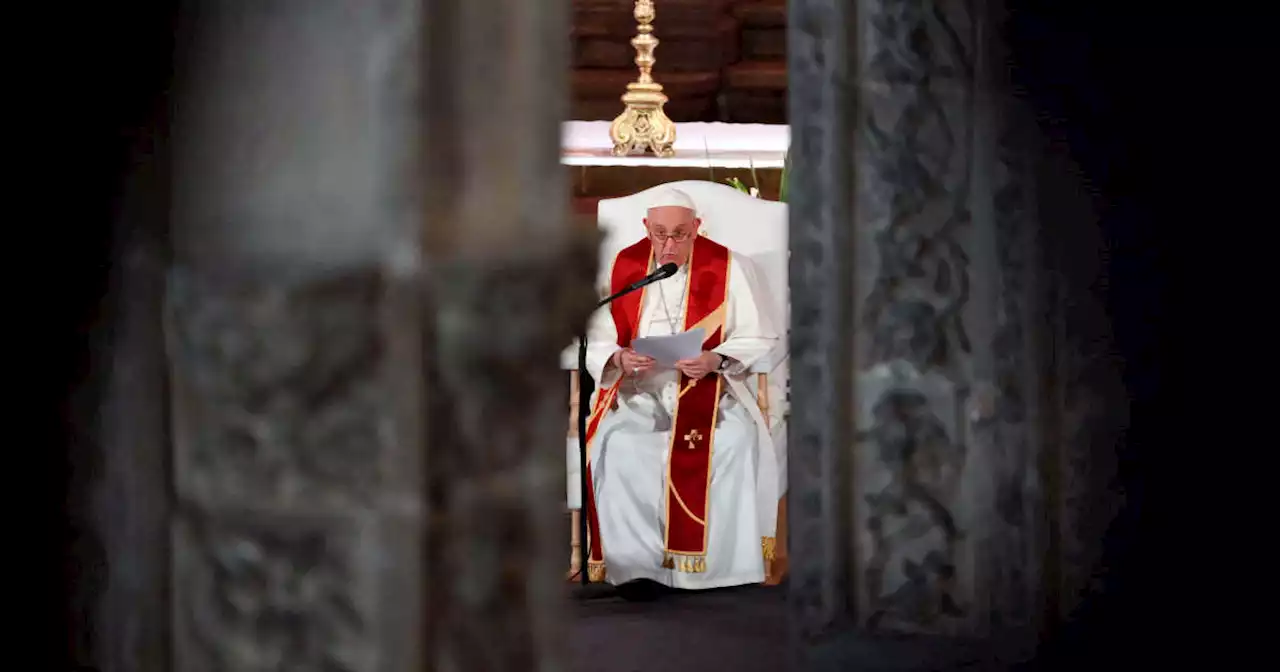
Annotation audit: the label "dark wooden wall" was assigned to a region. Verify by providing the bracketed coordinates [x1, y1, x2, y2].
[571, 0, 787, 124]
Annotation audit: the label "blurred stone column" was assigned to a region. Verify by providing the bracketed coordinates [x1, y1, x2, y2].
[164, 0, 584, 669]
[417, 1, 594, 670]
[168, 2, 427, 670]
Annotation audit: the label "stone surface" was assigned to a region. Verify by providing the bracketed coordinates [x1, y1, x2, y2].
[786, 0, 857, 644]
[788, 0, 1123, 649]
[420, 253, 595, 672]
[852, 0, 979, 635]
[167, 273, 389, 511]
[858, 0, 975, 85]
[172, 511, 378, 672]
[168, 3, 427, 671]
[166, 270, 422, 672]
[418, 1, 583, 670]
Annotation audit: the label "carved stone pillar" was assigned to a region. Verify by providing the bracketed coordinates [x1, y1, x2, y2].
[170, 1, 585, 670]
[168, 3, 427, 670]
[848, 0, 986, 638]
[850, 0, 1086, 641]
[788, 0, 1123, 655]
[418, 1, 590, 671]
[786, 0, 856, 644]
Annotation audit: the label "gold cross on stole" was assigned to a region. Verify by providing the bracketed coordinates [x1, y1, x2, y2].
[683, 429, 703, 450]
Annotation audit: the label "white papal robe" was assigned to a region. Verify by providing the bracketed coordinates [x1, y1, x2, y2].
[582, 251, 780, 589]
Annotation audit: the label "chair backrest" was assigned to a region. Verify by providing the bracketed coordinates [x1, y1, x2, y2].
[596, 181, 789, 386]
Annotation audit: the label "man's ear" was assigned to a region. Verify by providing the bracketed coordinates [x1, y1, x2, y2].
[693, 217, 703, 230]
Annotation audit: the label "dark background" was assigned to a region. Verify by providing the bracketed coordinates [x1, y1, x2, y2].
[1006, 3, 1254, 668]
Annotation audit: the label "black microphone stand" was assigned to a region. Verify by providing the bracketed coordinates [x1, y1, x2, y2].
[571, 266, 676, 600]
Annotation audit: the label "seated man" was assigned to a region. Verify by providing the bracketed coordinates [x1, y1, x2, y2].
[582, 187, 780, 594]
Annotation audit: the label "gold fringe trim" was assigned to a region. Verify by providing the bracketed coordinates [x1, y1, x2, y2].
[762, 536, 777, 563]
[663, 553, 707, 574]
[587, 561, 607, 583]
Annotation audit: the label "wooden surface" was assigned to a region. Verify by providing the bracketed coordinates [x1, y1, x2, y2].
[570, 0, 788, 124]
[569, 165, 783, 207]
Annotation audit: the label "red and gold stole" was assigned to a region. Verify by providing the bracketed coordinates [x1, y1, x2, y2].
[583, 235, 731, 581]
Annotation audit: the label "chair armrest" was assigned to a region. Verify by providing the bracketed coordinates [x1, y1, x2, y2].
[749, 345, 787, 374]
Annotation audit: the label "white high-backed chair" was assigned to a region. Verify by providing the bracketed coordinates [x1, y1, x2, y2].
[563, 180, 790, 584]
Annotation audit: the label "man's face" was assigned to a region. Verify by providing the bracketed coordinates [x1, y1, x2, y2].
[644, 206, 701, 267]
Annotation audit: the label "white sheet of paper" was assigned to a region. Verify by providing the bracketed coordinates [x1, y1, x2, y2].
[631, 328, 706, 368]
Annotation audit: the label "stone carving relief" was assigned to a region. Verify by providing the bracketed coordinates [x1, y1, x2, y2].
[858, 376, 967, 632]
[166, 271, 388, 508]
[165, 269, 399, 672]
[420, 244, 596, 671]
[855, 0, 976, 634]
[174, 515, 373, 672]
[862, 0, 974, 84]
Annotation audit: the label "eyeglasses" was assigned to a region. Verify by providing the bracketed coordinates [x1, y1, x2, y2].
[648, 230, 692, 243]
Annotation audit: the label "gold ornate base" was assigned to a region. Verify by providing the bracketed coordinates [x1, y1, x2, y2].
[609, 86, 676, 158]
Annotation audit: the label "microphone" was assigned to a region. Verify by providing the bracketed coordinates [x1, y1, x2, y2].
[624, 262, 679, 293]
[596, 262, 679, 308]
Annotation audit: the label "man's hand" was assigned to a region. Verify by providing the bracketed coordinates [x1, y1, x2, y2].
[616, 348, 656, 377]
[675, 351, 724, 380]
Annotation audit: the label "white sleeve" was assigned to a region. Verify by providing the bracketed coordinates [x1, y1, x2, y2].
[711, 253, 780, 375]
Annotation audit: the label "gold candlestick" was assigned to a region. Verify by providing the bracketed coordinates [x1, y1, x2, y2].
[609, 0, 676, 157]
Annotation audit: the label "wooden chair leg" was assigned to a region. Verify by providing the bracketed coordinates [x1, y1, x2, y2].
[755, 373, 790, 585]
[567, 510, 582, 581]
[567, 369, 582, 581]
[764, 495, 789, 585]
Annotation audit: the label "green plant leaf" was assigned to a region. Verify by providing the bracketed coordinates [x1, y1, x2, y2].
[725, 177, 750, 193]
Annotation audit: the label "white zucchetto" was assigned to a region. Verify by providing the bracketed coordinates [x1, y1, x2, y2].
[647, 187, 698, 214]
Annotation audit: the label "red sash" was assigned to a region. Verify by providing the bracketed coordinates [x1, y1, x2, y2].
[583, 236, 731, 581]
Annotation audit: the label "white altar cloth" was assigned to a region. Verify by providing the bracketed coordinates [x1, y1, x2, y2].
[561, 121, 789, 168]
